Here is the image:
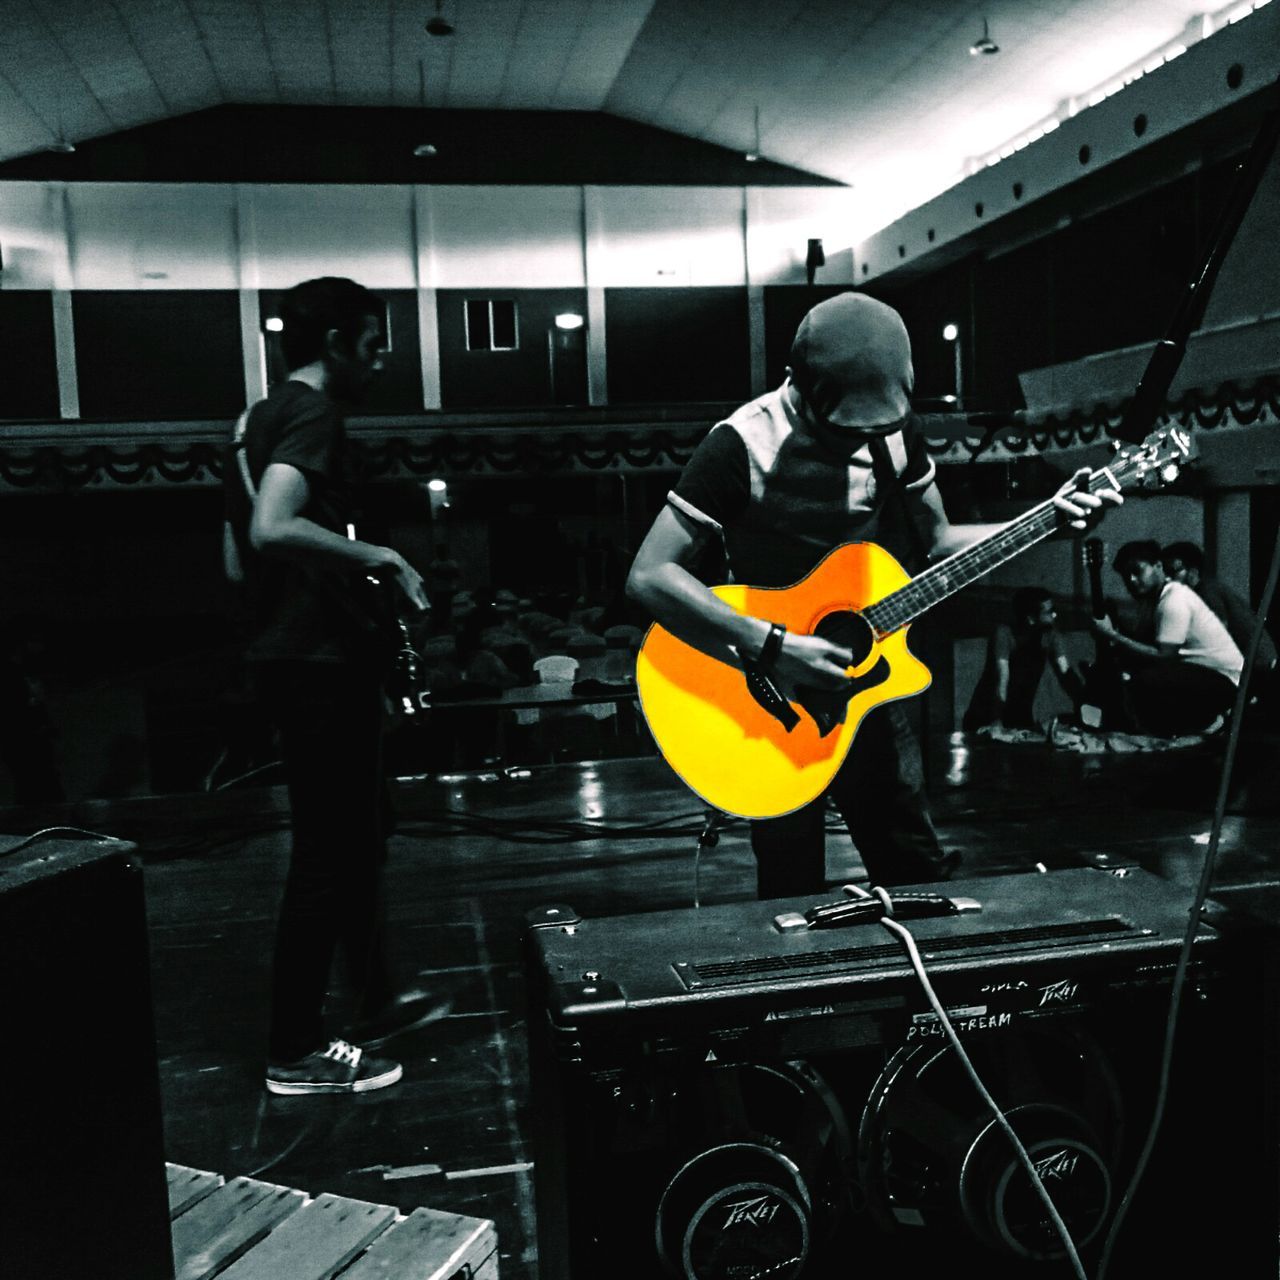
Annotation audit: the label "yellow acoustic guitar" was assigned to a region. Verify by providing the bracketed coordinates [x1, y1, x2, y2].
[636, 426, 1190, 819]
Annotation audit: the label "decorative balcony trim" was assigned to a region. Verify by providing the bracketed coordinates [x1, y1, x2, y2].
[0, 377, 1273, 492]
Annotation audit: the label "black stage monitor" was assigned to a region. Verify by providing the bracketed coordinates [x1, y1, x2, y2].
[525, 867, 1276, 1280]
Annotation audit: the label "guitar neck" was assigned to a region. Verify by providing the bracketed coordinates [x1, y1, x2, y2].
[863, 467, 1119, 635]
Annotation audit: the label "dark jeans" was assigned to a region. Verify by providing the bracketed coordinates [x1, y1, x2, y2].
[256, 661, 396, 1063]
[1127, 662, 1237, 736]
[750, 703, 947, 899]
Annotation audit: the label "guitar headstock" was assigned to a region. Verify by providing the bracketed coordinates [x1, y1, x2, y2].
[1113, 425, 1193, 490]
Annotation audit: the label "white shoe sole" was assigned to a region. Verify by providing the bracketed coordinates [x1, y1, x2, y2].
[265, 1062, 403, 1095]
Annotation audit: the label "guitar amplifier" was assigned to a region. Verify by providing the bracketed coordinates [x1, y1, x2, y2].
[0, 835, 174, 1280]
[525, 868, 1276, 1280]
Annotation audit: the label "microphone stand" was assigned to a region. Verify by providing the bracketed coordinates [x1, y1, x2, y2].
[1114, 72, 1280, 445]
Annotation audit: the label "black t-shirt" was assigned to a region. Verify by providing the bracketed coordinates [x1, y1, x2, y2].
[963, 623, 1064, 729]
[225, 381, 369, 664]
[668, 384, 935, 587]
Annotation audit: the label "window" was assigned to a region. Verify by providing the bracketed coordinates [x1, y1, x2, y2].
[464, 298, 519, 351]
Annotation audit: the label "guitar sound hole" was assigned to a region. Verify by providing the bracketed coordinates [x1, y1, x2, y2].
[812, 610, 875, 667]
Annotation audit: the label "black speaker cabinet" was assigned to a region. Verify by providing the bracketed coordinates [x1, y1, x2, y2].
[1, 835, 174, 1280]
[525, 868, 1276, 1280]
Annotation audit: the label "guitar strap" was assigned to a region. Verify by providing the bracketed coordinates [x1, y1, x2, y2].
[230, 405, 255, 500]
[868, 429, 930, 572]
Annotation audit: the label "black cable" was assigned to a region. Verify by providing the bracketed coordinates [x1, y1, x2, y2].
[1096, 518, 1280, 1280]
[397, 805, 748, 845]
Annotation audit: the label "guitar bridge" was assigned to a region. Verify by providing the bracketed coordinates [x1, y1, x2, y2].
[740, 659, 800, 731]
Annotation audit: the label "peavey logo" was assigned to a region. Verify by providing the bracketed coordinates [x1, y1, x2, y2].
[722, 1195, 780, 1230]
[1037, 979, 1080, 1008]
[1033, 1149, 1081, 1182]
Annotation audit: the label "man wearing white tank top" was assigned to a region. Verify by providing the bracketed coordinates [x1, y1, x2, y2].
[1094, 539, 1243, 735]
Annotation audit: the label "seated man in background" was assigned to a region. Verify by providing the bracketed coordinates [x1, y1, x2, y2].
[1162, 541, 1276, 677]
[1095, 540, 1243, 736]
[963, 587, 1085, 736]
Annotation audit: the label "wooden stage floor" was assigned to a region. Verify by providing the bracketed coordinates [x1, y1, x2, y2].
[11, 730, 1279, 1278]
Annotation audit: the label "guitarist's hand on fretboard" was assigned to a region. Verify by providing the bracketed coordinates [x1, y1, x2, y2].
[1052, 467, 1123, 535]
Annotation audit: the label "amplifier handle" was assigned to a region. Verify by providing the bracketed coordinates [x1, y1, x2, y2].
[774, 890, 981, 933]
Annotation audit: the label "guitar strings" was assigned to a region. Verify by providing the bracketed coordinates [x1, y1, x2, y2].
[867, 455, 1140, 634]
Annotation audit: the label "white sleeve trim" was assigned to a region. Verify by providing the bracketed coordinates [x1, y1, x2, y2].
[904, 456, 937, 491]
[667, 491, 724, 536]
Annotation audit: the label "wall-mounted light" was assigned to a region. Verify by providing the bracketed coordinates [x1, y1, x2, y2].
[413, 143, 438, 158]
[942, 323, 959, 342]
[427, 478, 448, 492]
[265, 317, 284, 332]
[554, 313, 585, 331]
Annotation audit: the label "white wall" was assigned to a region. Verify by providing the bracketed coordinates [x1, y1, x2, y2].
[588, 186, 748, 287]
[746, 187, 857, 286]
[425, 185, 586, 289]
[0, 183, 68, 288]
[66, 184, 240, 289]
[249, 185, 417, 289]
[1, 180, 850, 292]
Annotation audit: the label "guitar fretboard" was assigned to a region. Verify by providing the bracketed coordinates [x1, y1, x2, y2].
[862, 461, 1133, 635]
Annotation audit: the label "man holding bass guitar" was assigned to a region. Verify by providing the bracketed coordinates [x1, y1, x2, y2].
[627, 293, 1120, 898]
[224, 277, 447, 1096]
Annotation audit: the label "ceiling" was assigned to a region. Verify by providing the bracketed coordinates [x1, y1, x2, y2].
[0, 0, 1260, 232]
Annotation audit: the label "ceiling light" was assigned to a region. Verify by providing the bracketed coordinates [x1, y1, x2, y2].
[969, 17, 999, 55]
[745, 104, 761, 162]
[427, 479, 448, 492]
[425, 0, 454, 37]
[46, 139, 76, 154]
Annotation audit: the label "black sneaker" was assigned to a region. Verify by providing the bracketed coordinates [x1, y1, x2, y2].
[343, 988, 454, 1049]
[265, 1038, 402, 1095]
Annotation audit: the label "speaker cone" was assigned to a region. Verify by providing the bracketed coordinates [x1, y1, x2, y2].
[857, 1025, 1123, 1261]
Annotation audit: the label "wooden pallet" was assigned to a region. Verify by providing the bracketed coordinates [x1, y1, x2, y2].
[166, 1163, 498, 1280]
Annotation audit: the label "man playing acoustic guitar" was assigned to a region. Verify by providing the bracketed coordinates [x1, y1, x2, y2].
[627, 293, 1120, 898]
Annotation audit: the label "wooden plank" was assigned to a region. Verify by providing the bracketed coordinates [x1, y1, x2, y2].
[340, 1206, 498, 1280]
[171, 1176, 306, 1280]
[167, 1164, 225, 1219]
[471, 1249, 500, 1280]
[217, 1192, 396, 1280]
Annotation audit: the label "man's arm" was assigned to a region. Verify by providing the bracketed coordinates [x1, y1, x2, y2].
[626, 506, 853, 691]
[250, 463, 428, 610]
[987, 626, 1013, 728]
[1093, 597, 1182, 662]
[1047, 634, 1088, 705]
[222, 520, 244, 584]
